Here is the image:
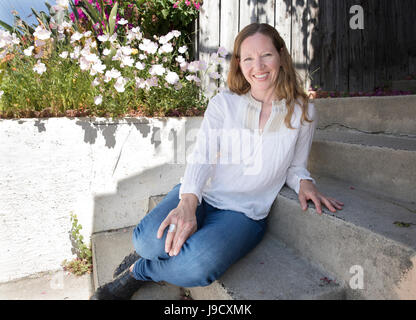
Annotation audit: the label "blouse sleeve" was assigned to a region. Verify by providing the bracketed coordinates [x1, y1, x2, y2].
[179, 97, 224, 204]
[285, 103, 317, 194]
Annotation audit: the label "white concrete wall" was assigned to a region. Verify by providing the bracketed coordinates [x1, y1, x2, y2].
[0, 117, 203, 283]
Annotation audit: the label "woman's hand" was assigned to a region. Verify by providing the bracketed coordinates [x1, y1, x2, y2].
[298, 179, 344, 215]
[157, 194, 198, 256]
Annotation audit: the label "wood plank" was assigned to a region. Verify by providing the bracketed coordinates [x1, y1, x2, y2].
[220, 0, 240, 87]
[307, 0, 320, 91]
[239, 0, 257, 30]
[318, 0, 337, 92]
[257, 0, 275, 26]
[291, 0, 309, 89]
[361, 0, 375, 92]
[199, 0, 220, 96]
[347, 0, 363, 93]
[274, 0, 292, 51]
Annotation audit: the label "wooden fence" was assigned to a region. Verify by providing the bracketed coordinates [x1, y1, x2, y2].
[195, 0, 416, 93]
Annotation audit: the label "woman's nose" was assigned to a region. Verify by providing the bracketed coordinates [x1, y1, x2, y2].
[253, 58, 265, 70]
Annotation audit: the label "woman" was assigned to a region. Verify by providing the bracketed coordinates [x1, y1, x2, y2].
[90, 23, 344, 300]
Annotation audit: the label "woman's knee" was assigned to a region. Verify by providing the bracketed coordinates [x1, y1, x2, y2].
[132, 223, 166, 260]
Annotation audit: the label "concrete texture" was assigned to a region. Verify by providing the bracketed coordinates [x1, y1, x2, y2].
[0, 270, 93, 300]
[310, 128, 416, 201]
[91, 225, 184, 300]
[0, 116, 201, 282]
[314, 95, 416, 136]
[269, 175, 416, 299]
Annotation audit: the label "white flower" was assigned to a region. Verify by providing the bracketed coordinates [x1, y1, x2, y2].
[33, 60, 46, 75]
[94, 95, 103, 105]
[33, 26, 51, 40]
[165, 71, 179, 85]
[159, 43, 173, 54]
[24, 46, 34, 56]
[176, 55, 185, 64]
[135, 61, 145, 70]
[120, 55, 134, 68]
[178, 46, 187, 54]
[70, 31, 83, 43]
[98, 34, 109, 42]
[59, 51, 68, 58]
[70, 46, 81, 59]
[103, 48, 111, 56]
[217, 46, 228, 57]
[121, 46, 132, 56]
[83, 31, 92, 38]
[209, 72, 221, 79]
[171, 30, 181, 38]
[56, 0, 69, 9]
[187, 61, 200, 73]
[11, 33, 20, 45]
[186, 75, 201, 84]
[61, 21, 72, 29]
[0, 90, 4, 98]
[139, 39, 158, 55]
[109, 33, 117, 43]
[210, 52, 225, 64]
[90, 62, 106, 75]
[149, 64, 165, 76]
[106, 68, 121, 79]
[92, 78, 100, 87]
[114, 77, 127, 93]
[117, 18, 128, 25]
[146, 76, 158, 88]
[135, 77, 146, 89]
[139, 54, 146, 60]
[198, 60, 207, 71]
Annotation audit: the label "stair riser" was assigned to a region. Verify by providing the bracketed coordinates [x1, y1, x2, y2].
[268, 196, 416, 299]
[309, 141, 416, 201]
[314, 95, 416, 136]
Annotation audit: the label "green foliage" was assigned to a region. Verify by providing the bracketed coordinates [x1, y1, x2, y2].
[62, 212, 93, 276]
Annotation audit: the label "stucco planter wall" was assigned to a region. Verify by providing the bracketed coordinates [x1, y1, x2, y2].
[0, 116, 203, 283]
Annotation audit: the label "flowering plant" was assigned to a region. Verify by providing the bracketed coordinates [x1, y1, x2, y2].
[0, 12, 228, 119]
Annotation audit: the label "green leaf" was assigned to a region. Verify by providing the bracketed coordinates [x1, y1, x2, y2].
[161, 9, 169, 19]
[0, 20, 14, 32]
[82, 0, 101, 24]
[108, 1, 118, 35]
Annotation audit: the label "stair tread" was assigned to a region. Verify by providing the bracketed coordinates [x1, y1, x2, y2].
[217, 233, 344, 300]
[314, 128, 416, 151]
[278, 175, 416, 251]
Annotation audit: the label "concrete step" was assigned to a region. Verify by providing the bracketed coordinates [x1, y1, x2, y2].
[91, 226, 186, 300]
[188, 233, 345, 300]
[314, 95, 416, 136]
[310, 128, 416, 201]
[269, 175, 416, 299]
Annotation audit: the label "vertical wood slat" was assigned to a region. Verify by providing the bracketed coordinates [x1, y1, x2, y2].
[307, 0, 320, 90]
[220, 0, 240, 87]
[274, 0, 292, 50]
[361, 0, 375, 92]
[257, 0, 275, 25]
[291, 0, 308, 88]
[199, 0, 220, 95]
[334, 0, 349, 92]
[239, 0, 257, 30]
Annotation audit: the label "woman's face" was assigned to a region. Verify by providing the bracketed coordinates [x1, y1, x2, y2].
[239, 32, 281, 100]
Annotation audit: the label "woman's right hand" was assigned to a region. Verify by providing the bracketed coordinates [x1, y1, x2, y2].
[157, 193, 199, 256]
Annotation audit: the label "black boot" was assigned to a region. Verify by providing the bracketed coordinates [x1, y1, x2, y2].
[113, 251, 141, 278]
[90, 268, 144, 300]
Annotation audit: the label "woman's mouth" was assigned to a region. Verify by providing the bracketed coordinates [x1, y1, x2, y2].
[253, 73, 269, 80]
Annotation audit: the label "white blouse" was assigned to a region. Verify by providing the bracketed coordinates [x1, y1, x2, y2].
[179, 90, 317, 220]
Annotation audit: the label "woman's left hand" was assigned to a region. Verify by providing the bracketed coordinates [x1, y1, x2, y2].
[298, 179, 344, 215]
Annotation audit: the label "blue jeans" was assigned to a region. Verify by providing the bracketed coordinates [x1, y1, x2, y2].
[131, 183, 267, 287]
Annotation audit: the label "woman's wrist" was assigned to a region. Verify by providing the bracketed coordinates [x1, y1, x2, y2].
[179, 193, 199, 210]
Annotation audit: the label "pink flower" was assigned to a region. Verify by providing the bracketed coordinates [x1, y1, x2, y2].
[185, 0, 191, 6]
[173, 1, 179, 8]
[194, 2, 201, 10]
